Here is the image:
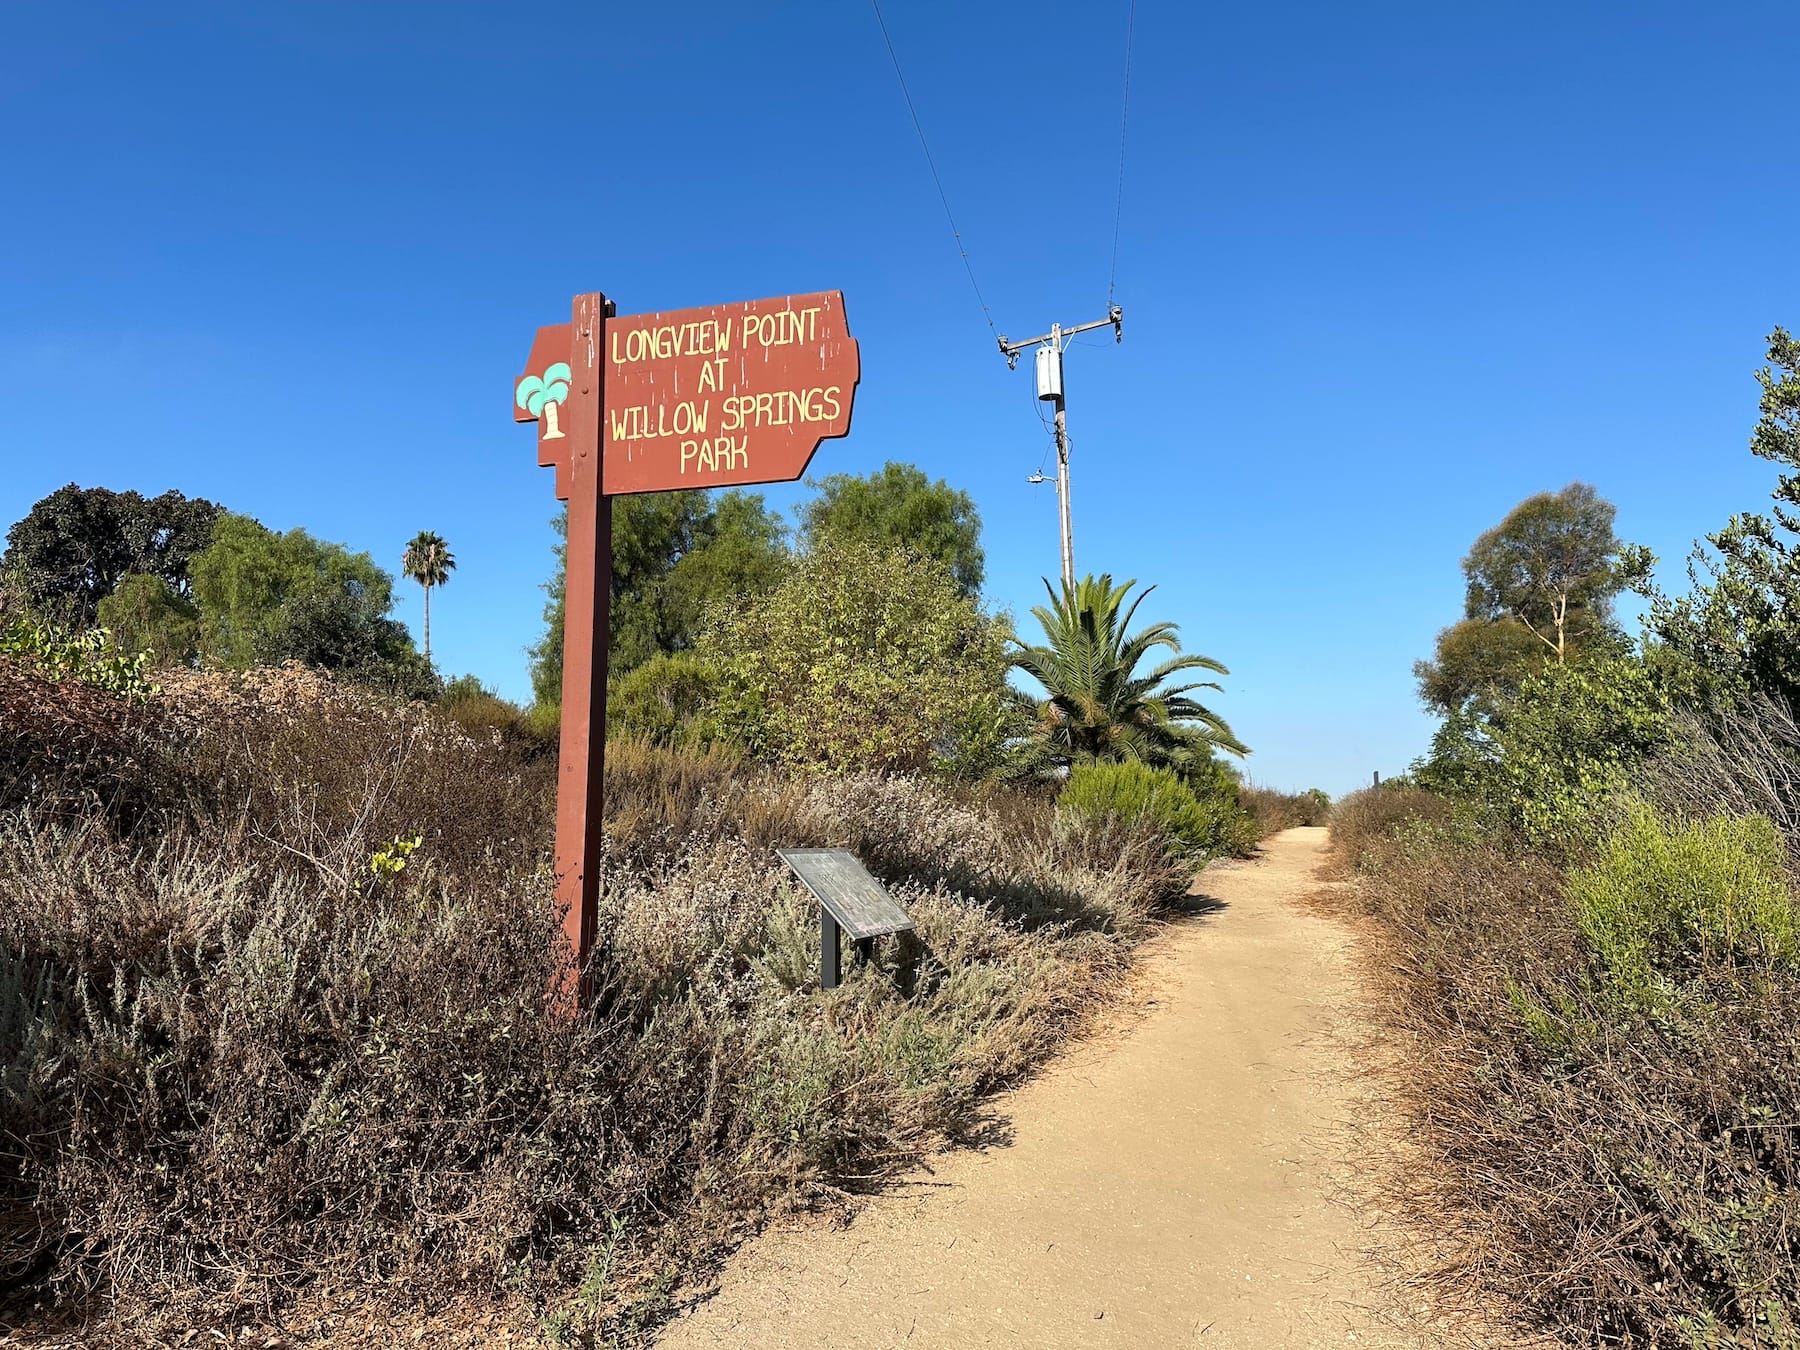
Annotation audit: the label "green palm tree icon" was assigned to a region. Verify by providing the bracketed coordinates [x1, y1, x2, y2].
[516, 361, 572, 440]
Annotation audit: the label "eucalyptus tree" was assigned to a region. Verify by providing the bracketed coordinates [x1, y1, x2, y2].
[1009, 574, 1245, 773]
[400, 531, 456, 663]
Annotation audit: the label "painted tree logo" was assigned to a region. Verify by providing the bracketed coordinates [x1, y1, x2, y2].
[516, 361, 572, 440]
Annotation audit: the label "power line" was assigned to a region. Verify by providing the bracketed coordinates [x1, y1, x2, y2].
[1107, 0, 1137, 308]
[868, 0, 999, 338]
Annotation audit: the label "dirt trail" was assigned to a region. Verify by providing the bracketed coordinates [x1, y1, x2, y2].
[657, 827, 1491, 1350]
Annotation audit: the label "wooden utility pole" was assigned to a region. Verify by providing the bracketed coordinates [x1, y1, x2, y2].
[1000, 305, 1122, 592]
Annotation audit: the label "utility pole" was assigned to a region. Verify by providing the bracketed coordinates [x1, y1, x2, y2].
[1001, 305, 1122, 593]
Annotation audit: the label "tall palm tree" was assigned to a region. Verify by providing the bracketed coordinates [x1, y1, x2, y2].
[400, 531, 456, 663]
[1009, 573, 1246, 770]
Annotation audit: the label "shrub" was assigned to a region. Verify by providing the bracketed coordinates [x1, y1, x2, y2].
[0, 614, 155, 698]
[436, 673, 553, 752]
[1568, 807, 1798, 1010]
[700, 535, 1010, 776]
[1237, 783, 1332, 836]
[1328, 784, 1456, 870]
[607, 652, 720, 747]
[1422, 654, 1673, 850]
[1322, 793, 1800, 1346]
[1059, 759, 1222, 859]
[1, 663, 1183, 1339]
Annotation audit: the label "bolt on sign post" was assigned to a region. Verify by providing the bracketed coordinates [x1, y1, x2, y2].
[516, 290, 860, 1003]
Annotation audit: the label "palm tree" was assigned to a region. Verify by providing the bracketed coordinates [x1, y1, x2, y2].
[400, 531, 456, 663]
[1009, 574, 1246, 771]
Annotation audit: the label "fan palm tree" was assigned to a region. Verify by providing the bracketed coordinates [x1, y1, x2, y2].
[1009, 573, 1246, 771]
[400, 531, 456, 663]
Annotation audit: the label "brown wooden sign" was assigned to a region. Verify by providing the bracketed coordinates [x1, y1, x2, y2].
[603, 291, 858, 494]
[515, 290, 859, 1001]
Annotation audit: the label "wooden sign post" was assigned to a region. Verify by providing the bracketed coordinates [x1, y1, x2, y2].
[516, 290, 860, 1000]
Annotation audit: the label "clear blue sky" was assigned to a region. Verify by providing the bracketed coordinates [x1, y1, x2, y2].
[3, 2, 1795, 796]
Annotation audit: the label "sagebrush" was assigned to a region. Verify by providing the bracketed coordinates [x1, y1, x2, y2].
[1, 659, 1191, 1340]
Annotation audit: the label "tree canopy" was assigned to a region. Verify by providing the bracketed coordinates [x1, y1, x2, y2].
[1463, 482, 1637, 664]
[799, 461, 985, 595]
[400, 531, 456, 663]
[530, 489, 789, 709]
[190, 513, 434, 696]
[699, 535, 1009, 776]
[3, 484, 221, 624]
[1646, 329, 1800, 709]
[95, 573, 200, 668]
[1416, 483, 1641, 718]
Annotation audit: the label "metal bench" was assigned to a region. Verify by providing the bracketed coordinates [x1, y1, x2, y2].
[777, 848, 915, 990]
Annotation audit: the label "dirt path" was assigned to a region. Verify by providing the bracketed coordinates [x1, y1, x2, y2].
[656, 827, 1484, 1350]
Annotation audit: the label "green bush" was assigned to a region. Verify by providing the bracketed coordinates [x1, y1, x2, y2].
[1059, 760, 1224, 859]
[95, 573, 200, 668]
[0, 615, 155, 699]
[1569, 807, 1799, 1010]
[606, 652, 720, 747]
[699, 536, 1010, 777]
[1428, 654, 1673, 849]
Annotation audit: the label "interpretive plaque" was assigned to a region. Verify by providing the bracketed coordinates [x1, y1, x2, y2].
[778, 848, 914, 991]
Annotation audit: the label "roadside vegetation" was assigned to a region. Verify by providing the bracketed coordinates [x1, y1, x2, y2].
[1332, 328, 1800, 1347]
[0, 461, 1322, 1342]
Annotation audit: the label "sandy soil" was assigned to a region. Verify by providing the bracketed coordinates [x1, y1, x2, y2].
[655, 827, 1498, 1350]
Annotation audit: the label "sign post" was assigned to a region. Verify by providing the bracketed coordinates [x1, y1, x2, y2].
[516, 290, 860, 1001]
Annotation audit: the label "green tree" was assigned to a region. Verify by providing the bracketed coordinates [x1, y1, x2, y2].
[529, 490, 789, 710]
[800, 461, 984, 595]
[1009, 574, 1246, 773]
[1420, 653, 1672, 847]
[1414, 617, 1551, 718]
[1416, 483, 1644, 716]
[1646, 328, 1800, 709]
[95, 573, 200, 667]
[699, 535, 1009, 775]
[400, 531, 456, 664]
[1463, 482, 1642, 665]
[3, 484, 221, 624]
[190, 513, 434, 696]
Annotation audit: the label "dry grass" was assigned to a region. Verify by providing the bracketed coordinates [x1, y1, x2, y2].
[1325, 774, 1800, 1348]
[0, 663, 1186, 1343]
[1237, 783, 1331, 836]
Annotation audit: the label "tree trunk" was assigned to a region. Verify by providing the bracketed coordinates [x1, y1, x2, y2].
[542, 401, 564, 440]
[423, 584, 432, 664]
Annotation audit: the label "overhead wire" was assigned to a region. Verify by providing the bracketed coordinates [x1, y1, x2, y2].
[868, 0, 1000, 339]
[1107, 0, 1137, 309]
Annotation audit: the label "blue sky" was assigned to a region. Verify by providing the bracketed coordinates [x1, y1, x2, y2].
[3, 1, 1795, 795]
